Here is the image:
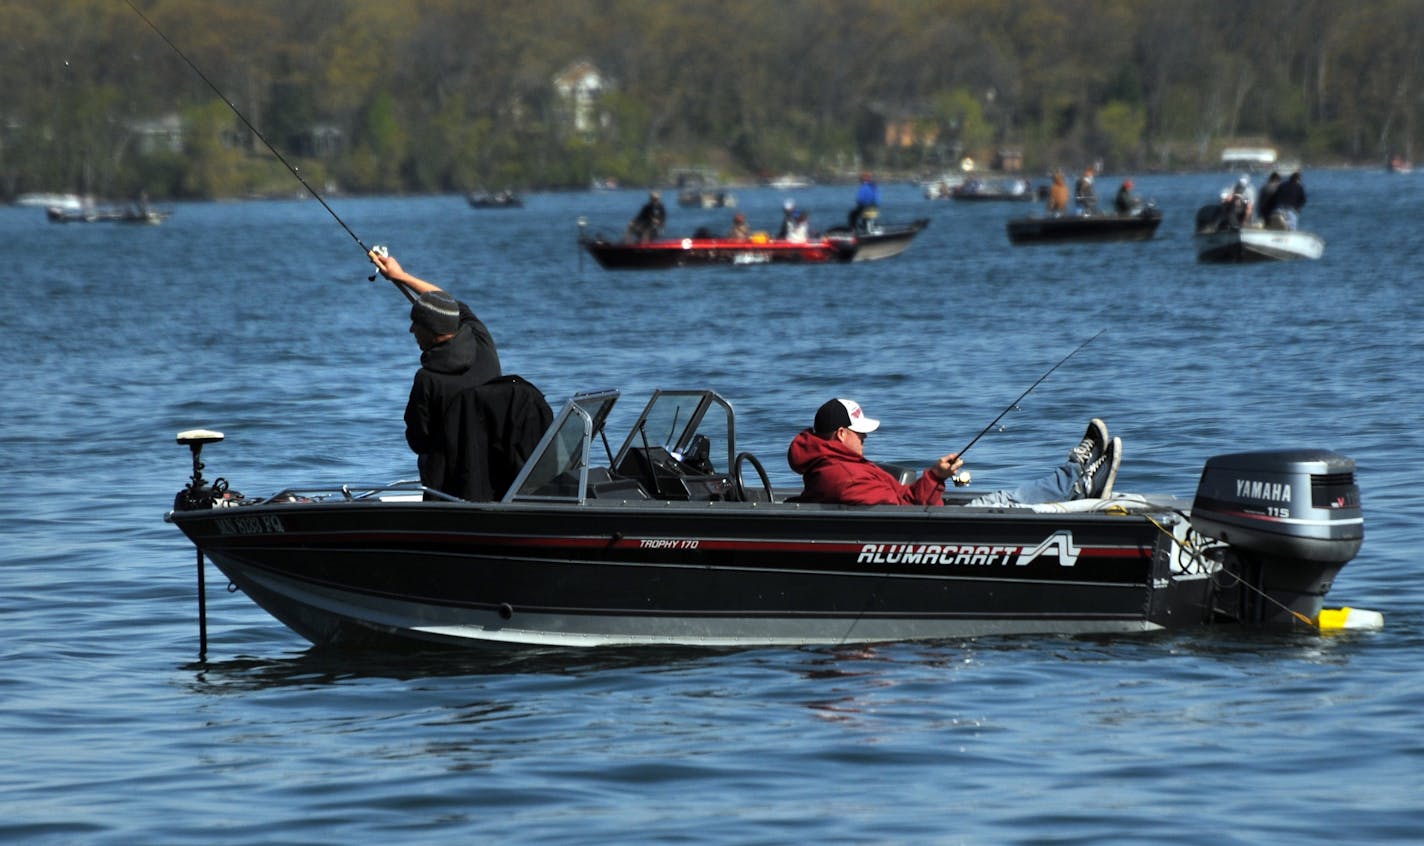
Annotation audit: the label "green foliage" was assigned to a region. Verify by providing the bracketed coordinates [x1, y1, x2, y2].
[4, 0, 1422, 200]
[931, 88, 994, 162]
[1095, 101, 1147, 169]
[181, 100, 246, 198]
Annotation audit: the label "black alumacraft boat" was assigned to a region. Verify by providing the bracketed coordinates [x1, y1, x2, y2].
[167, 387, 1372, 652]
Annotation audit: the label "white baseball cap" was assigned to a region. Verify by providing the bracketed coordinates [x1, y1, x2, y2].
[815, 398, 881, 435]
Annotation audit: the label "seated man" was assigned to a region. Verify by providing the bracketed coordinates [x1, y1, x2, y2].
[728, 212, 752, 241]
[1113, 180, 1138, 214]
[786, 398, 1121, 507]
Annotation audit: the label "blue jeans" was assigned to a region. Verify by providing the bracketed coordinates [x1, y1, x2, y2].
[966, 460, 1082, 507]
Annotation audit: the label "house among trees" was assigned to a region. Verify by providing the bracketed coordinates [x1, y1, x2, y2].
[993, 148, 1024, 172]
[554, 61, 609, 135]
[128, 114, 184, 155]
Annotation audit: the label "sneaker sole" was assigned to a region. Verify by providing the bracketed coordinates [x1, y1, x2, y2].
[1097, 437, 1122, 499]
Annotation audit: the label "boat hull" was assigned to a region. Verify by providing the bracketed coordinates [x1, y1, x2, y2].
[1195, 228, 1324, 262]
[167, 387, 1362, 653]
[47, 206, 170, 224]
[1007, 211, 1162, 244]
[825, 219, 929, 261]
[171, 497, 1257, 649]
[583, 237, 852, 269]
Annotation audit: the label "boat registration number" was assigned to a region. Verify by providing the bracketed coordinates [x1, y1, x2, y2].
[214, 515, 287, 536]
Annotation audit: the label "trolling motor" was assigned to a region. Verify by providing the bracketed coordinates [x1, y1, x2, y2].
[174, 429, 234, 511]
[173, 428, 229, 660]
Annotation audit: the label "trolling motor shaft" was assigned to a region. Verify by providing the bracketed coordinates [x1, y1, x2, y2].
[174, 429, 223, 660]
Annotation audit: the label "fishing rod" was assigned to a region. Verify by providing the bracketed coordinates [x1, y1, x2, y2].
[841, 329, 1105, 641]
[123, 0, 412, 301]
[954, 328, 1106, 461]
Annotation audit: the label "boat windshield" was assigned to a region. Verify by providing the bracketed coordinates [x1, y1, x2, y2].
[613, 390, 735, 475]
[508, 390, 619, 502]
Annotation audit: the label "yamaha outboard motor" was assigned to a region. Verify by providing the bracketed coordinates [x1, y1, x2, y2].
[1191, 449, 1363, 625]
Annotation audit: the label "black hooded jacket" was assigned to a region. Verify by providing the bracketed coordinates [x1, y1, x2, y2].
[405, 301, 502, 484]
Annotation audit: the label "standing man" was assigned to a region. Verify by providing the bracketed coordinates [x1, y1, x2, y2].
[626, 190, 666, 242]
[1255, 171, 1283, 225]
[1047, 170, 1070, 213]
[1270, 171, 1307, 230]
[849, 172, 880, 230]
[1075, 167, 1098, 212]
[369, 249, 502, 490]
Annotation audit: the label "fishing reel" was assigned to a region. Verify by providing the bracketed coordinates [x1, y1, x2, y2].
[367, 244, 389, 281]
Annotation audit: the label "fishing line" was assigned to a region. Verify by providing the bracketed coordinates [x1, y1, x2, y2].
[954, 328, 1107, 460]
[123, 0, 398, 290]
[1140, 513, 1319, 630]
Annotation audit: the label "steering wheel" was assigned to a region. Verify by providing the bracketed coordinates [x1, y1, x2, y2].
[732, 452, 773, 503]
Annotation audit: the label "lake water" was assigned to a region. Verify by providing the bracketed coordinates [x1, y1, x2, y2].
[3, 170, 1422, 844]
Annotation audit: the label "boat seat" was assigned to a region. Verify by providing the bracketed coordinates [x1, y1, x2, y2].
[588, 477, 652, 500]
[876, 463, 919, 486]
[783, 463, 919, 503]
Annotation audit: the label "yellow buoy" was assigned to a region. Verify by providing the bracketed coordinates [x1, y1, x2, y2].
[1316, 607, 1385, 631]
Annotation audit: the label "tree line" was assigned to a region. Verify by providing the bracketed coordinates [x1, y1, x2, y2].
[3, 0, 1420, 200]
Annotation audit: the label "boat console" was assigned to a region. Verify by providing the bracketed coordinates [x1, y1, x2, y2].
[506, 388, 766, 503]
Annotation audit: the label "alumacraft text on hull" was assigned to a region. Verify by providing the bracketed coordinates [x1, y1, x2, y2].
[166, 389, 1369, 652]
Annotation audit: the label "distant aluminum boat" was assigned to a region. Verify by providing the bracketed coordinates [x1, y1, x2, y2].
[823, 218, 929, 262]
[950, 177, 1036, 201]
[1007, 207, 1162, 245]
[46, 205, 171, 225]
[676, 188, 737, 208]
[1196, 227, 1324, 262]
[766, 174, 812, 189]
[17, 192, 84, 210]
[1193, 203, 1323, 262]
[467, 191, 523, 208]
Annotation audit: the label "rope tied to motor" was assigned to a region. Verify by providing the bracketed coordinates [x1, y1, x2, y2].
[1139, 512, 1320, 631]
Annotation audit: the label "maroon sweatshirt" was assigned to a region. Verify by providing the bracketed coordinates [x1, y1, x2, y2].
[786, 429, 944, 506]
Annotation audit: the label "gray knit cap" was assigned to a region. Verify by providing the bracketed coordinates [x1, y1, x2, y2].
[410, 291, 460, 335]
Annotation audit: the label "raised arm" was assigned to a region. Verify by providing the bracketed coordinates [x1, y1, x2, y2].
[369, 249, 444, 297]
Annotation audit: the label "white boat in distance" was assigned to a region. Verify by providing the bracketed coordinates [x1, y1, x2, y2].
[1196, 227, 1325, 262]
